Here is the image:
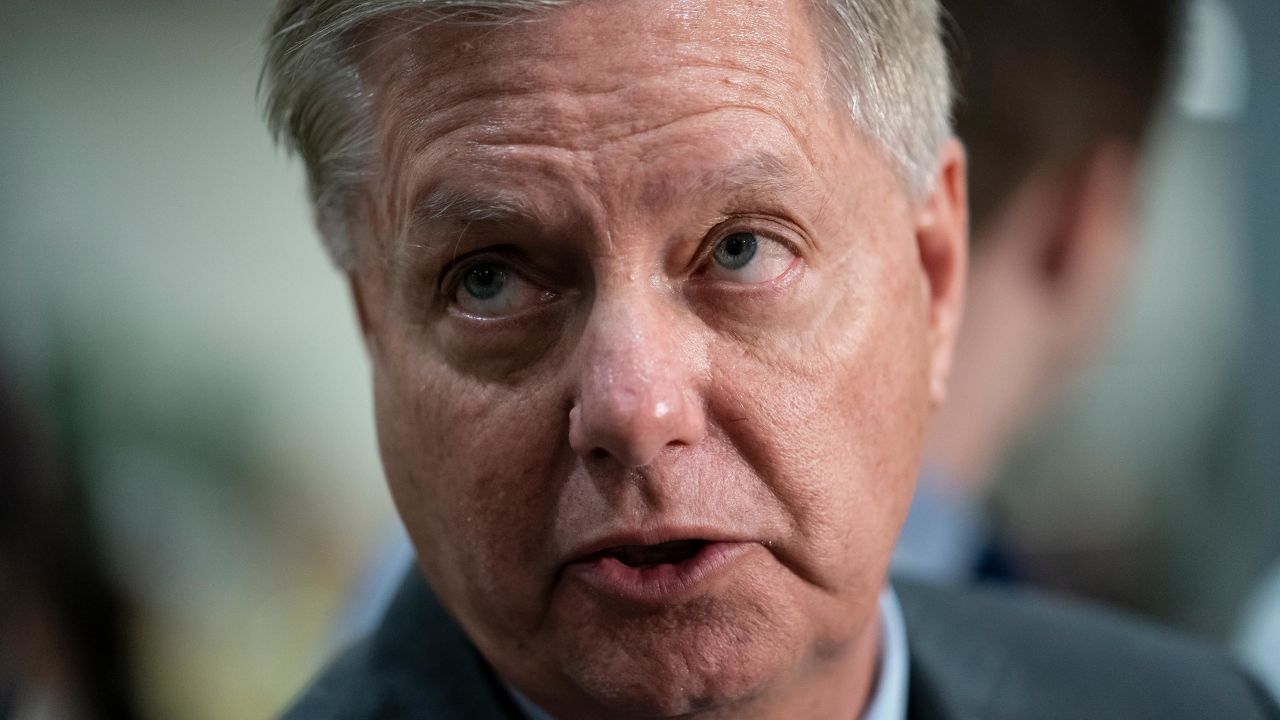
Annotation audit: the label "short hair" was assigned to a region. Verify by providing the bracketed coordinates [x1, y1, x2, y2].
[945, 0, 1182, 237]
[261, 0, 952, 269]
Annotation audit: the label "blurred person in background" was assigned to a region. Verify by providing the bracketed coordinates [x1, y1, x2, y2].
[0, 369, 138, 720]
[894, 0, 1185, 582]
[260, 0, 1278, 718]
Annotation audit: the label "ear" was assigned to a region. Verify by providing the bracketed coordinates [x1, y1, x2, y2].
[915, 138, 969, 408]
[1041, 143, 1139, 287]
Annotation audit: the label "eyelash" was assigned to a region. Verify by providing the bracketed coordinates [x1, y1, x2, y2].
[695, 221, 800, 267]
[437, 220, 800, 297]
[440, 249, 519, 296]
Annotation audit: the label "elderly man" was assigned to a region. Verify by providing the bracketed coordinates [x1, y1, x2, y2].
[263, 1, 1279, 718]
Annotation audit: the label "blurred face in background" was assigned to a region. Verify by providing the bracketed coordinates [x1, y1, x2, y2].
[347, 0, 965, 717]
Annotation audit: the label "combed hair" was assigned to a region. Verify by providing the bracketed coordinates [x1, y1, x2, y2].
[261, 0, 952, 269]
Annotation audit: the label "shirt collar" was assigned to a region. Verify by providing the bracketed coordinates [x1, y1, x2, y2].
[508, 586, 910, 720]
[865, 585, 910, 720]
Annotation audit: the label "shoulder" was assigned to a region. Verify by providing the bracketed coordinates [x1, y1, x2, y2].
[896, 580, 1280, 720]
[279, 571, 523, 720]
[280, 637, 387, 720]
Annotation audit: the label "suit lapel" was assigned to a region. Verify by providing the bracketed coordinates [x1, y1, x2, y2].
[905, 651, 956, 720]
[369, 570, 527, 720]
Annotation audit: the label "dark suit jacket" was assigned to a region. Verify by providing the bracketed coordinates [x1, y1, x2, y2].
[282, 571, 1279, 719]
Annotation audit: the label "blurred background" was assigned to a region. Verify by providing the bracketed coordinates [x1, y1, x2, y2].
[0, 0, 1275, 717]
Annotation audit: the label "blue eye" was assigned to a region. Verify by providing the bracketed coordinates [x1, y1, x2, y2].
[701, 230, 797, 284]
[713, 232, 759, 270]
[451, 260, 549, 318]
[462, 263, 507, 300]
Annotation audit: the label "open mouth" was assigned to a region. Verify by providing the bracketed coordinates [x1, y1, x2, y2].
[596, 539, 709, 567]
[565, 538, 753, 604]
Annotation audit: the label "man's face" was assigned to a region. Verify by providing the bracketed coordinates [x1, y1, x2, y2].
[350, 0, 964, 716]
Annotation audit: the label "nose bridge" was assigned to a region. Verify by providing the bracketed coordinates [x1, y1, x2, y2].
[568, 285, 705, 467]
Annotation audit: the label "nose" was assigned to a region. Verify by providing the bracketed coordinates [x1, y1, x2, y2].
[568, 296, 706, 468]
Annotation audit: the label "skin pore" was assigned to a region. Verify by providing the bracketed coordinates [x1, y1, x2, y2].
[347, 1, 966, 718]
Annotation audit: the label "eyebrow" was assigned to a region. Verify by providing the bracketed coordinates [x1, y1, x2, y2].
[411, 186, 544, 228]
[408, 150, 818, 239]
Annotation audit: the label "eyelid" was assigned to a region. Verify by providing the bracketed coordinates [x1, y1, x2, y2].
[692, 217, 802, 272]
[438, 249, 570, 325]
[716, 214, 801, 249]
[439, 247, 548, 299]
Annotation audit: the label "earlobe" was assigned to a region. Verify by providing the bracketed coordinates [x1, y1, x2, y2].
[916, 138, 969, 408]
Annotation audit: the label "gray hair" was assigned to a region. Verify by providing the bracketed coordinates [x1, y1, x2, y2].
[262, 0, 952, 269]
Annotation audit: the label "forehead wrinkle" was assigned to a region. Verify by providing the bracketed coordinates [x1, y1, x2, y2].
[367, 6, 832, 164]
[387, 76, 817, 158]
[640, 149, 815, 215]
[363, 33, 841, 242]
[368, 1, 847, 260]
[402, 139, 592, 228]
[446, 100, 828, 200]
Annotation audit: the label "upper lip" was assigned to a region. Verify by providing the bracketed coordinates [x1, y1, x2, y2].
[564, 526, 751, 565]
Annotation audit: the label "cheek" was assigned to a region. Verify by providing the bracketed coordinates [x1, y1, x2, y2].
[372, 345, 568, 625]
[708, 237, 929, 584]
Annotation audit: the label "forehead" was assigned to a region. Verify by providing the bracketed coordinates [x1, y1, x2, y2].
[364, 0, 835, 122]
[358, 0, 857, 210]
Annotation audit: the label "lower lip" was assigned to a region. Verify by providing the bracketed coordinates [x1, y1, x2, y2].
[563, 542, 756, 605]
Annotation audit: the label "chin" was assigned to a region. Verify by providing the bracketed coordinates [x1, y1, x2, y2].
[553, 592, 807, 717]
